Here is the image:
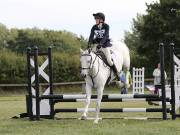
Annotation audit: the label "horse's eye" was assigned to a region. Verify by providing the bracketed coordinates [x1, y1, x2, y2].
[87, 60, 91, 63]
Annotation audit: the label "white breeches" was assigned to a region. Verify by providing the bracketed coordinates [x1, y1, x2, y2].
[99, 47, 113, 66]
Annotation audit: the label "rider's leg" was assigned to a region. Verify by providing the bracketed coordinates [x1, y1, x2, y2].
[100, 47, 113, 66]
[111, 63, 120, 80]
[100, 47, 120, 81]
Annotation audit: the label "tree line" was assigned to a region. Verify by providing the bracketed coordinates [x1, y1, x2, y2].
[0, 25, 86, 83]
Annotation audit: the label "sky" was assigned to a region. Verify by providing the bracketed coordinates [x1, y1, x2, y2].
[0, 0, 159, 40]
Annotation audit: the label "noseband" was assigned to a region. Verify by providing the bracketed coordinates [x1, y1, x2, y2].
[80, 52, 99, 78]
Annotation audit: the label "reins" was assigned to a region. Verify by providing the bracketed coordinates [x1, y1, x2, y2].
[81, 51, 109, 87]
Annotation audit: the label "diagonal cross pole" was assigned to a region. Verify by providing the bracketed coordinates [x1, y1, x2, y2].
[30, 58, 49, 83]
[30, 58, 50, 95]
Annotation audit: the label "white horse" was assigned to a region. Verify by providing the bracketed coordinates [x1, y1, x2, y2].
[80, 41, 130, 123]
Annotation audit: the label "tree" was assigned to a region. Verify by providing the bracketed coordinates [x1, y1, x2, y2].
[0, 27, 87, 54]
[124, 0, 180, 77]
[124, 14, 148, 68]
[0, 23, 9, 49]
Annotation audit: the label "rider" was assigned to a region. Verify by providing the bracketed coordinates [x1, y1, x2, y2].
[88, 12, 120, 81]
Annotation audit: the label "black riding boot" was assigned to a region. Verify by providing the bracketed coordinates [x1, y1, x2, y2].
[111, 64, 120, 81]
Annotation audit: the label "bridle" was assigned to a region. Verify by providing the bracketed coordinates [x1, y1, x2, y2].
[81, 50, 112, 87]
[80, 52, 100, 79]
[80, 54, 93, 70]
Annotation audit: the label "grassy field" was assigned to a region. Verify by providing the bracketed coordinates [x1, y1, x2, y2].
[0, 93, 180, 135]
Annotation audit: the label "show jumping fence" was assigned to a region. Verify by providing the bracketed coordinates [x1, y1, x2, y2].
[21, 45, 180, 121]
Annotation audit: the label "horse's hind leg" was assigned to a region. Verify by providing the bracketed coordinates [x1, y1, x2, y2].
[94, 87, 103, 124]
[81, 84, 92, 120]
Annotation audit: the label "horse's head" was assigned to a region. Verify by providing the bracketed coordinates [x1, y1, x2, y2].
[80, 48, 93, 78]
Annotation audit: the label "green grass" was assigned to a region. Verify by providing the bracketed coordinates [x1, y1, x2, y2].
[0, 95, 180, 135]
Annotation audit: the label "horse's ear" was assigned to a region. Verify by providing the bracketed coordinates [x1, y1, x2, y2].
[80, 48, 84, 54]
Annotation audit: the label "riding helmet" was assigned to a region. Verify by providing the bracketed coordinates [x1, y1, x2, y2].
[93, 12, 105, 21]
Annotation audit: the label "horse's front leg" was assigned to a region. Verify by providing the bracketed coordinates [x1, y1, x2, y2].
[81, 84, 92, 120]
[94, 87, 103, 124]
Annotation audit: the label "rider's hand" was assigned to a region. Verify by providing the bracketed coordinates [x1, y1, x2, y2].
[97, 44, 101, 49]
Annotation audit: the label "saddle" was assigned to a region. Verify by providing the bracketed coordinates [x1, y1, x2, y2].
[95, 50, 111, 67]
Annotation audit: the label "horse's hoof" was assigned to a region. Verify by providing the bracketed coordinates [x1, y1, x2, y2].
[81, 115, 87, 120]
[93, 119, 99, 124]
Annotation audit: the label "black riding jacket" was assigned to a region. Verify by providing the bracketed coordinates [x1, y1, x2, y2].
[88, 23, 111, 48]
